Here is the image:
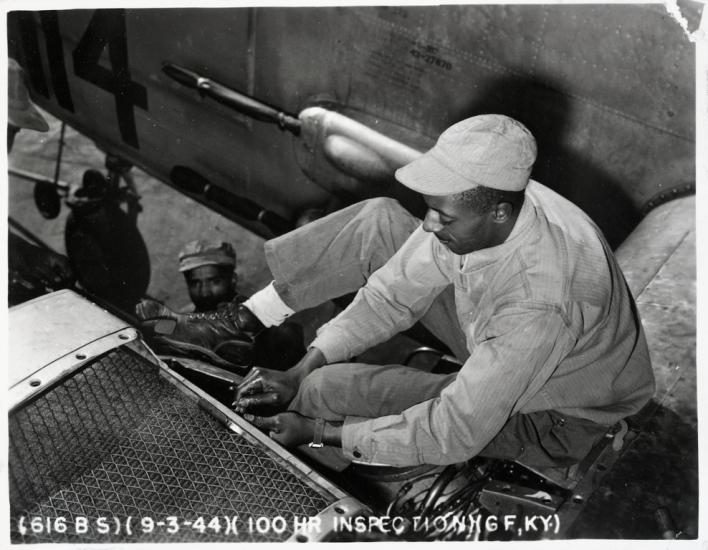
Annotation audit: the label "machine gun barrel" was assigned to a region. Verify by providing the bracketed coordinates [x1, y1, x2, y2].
[162, 63, 301, 135]
[170, 165, 292, 236]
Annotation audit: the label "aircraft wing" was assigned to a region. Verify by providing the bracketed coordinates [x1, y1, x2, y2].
[7, 6, 697, 243]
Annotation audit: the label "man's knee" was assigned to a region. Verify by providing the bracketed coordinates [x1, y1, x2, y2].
[297, 367, 328, 399]
[291, 363, 363, 419]
[359, 196, 406, 216]
[359, 197, 416, 230]
[355, 197, 419, 260]
[290, 367, 343, 419]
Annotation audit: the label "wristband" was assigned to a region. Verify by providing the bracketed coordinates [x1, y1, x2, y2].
[308, 418, 325, 448]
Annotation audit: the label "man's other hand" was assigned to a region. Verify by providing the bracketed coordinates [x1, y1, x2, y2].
[233, 367, 299, 413]
[244, 412, 314, 447]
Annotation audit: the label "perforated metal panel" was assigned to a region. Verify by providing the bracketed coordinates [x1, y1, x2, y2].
[9, 347, 336, 543]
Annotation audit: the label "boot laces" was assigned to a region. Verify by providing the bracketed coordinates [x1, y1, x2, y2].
[186, 306, 239, 325]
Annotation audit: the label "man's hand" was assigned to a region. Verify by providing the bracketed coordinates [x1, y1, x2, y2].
[233, 347, 327, 414]
[233, 367, 299, 413]
[244, 411, 314, 447]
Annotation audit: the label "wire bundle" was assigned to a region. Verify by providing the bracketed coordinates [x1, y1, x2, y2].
[386, 460, 493, 541]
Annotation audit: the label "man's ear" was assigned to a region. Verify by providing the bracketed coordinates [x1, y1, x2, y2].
[491, 201, 513, 223]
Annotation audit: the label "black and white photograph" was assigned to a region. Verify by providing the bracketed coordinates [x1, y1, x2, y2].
[3, 1, 704, 545]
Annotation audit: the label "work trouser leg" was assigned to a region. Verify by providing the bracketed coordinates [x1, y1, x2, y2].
[290, 363, 456, 420]
[264, 197, 469, 360]
[288, 362, 456, 471]
[265, 197, 417, 309]
[290, 362, 609, 471]
[479, 410, 610, 469]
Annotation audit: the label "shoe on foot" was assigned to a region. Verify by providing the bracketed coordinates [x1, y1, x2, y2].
[135, 298, 265, 364]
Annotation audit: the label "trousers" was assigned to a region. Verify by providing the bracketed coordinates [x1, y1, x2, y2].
[263, 198, 609, 471]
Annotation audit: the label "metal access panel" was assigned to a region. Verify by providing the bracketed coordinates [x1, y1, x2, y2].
[8, 290, 362, 543]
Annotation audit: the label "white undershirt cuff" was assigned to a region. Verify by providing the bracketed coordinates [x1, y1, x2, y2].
[243, 281, 295, 327]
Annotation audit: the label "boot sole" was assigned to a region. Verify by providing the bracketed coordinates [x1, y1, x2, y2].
[147, 335, 246, 370]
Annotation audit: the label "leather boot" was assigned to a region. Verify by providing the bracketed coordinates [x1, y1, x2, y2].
[136, 298, 266, 365]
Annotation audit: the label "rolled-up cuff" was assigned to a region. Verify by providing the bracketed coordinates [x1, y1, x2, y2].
[242, 281, 295, 327]
[310, 331, 349, 364]
[294, 443, 351, 472]
[341, 416, 376, 463]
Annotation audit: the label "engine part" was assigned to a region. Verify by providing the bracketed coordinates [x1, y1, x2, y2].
[9, 290, 367, 543]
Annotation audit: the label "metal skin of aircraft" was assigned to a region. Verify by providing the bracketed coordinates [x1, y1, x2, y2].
[5, 3, 701, 544]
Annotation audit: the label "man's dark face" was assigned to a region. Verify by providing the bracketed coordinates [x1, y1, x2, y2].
[422, 194, 501, 255]
[185, 264, 236, 312]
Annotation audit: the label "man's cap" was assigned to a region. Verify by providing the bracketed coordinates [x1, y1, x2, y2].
[8, 58, 50, 132]
[395, 114, 537, 196]
[178, 240, 236, 272]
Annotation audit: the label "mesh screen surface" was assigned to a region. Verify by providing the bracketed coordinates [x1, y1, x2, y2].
[9, 348, 333, 542]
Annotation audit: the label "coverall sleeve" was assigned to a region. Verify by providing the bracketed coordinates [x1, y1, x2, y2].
[311, 226, 451, 363]
[340, 304, 577, 465]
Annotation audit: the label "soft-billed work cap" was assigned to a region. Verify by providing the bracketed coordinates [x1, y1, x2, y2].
[178, 240, 236, 272]
[395, 114, 537, 195]
[8, 58, 49, 132]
